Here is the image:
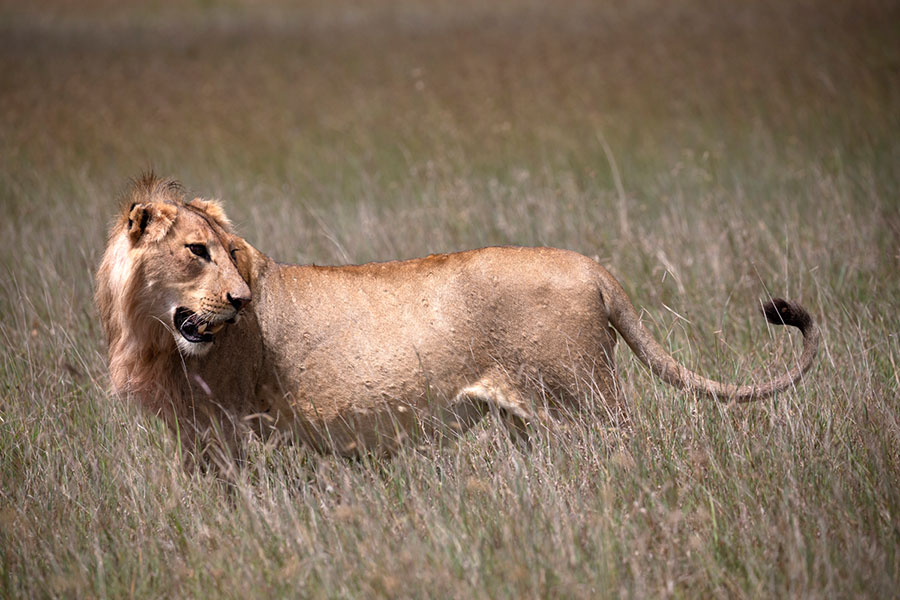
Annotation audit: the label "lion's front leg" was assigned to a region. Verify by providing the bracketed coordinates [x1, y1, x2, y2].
[152, 394, 249, 475]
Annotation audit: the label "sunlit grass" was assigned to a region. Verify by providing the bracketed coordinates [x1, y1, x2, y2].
[1, 0, 899, 597]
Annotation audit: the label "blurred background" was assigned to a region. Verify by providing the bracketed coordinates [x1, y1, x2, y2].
[3, 0, 897, 268]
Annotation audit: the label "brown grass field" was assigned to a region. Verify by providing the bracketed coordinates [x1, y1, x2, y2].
[1, 0, 899, 597]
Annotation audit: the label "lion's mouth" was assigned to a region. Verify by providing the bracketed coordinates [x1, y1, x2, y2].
[173, 307, 228, 344]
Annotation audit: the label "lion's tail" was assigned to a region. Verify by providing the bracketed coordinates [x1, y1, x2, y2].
[599, 272, 819, 402]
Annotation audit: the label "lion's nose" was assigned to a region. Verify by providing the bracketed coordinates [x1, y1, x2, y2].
[226, 292, 250, 311]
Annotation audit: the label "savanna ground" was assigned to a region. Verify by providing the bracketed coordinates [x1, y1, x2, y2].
[2, 0, 899, 597]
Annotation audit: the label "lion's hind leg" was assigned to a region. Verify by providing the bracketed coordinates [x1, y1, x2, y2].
[450, 369, 539, 449]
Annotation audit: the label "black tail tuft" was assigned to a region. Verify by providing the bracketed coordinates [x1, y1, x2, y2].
[762, 298, 812, 333]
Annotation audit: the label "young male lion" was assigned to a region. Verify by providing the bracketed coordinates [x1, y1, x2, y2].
[95, 175, 818, 460]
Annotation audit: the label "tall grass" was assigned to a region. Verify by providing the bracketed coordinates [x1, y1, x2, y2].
[2, 0, 899, 597]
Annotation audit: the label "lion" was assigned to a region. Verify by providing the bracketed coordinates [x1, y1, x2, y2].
[95, 174, 819, 459]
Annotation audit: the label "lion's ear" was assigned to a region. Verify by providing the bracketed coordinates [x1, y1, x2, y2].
[231, 238, 258, 288]
[126, 202, 178, 244]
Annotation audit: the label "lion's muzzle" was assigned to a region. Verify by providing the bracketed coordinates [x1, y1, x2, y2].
[173, 307, 229, 344]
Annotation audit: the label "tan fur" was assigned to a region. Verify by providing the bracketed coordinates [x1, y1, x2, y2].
[96, 175, 819, 460]
[188, 197, 232, 230]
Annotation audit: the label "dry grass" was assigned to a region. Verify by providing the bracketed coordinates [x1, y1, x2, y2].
[2, 0, 899, 597]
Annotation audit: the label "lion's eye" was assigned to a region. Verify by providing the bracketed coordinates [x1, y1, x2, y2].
[230, 248, 238, 261]
[187, 244, 211, 261]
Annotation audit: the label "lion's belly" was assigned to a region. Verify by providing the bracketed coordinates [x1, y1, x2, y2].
[268, 387, 486, 456]
[262, 324, 487, 453]
[261, 316, 616, 454]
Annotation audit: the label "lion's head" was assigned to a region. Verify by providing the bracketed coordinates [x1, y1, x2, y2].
[95, 174, 252, 393]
